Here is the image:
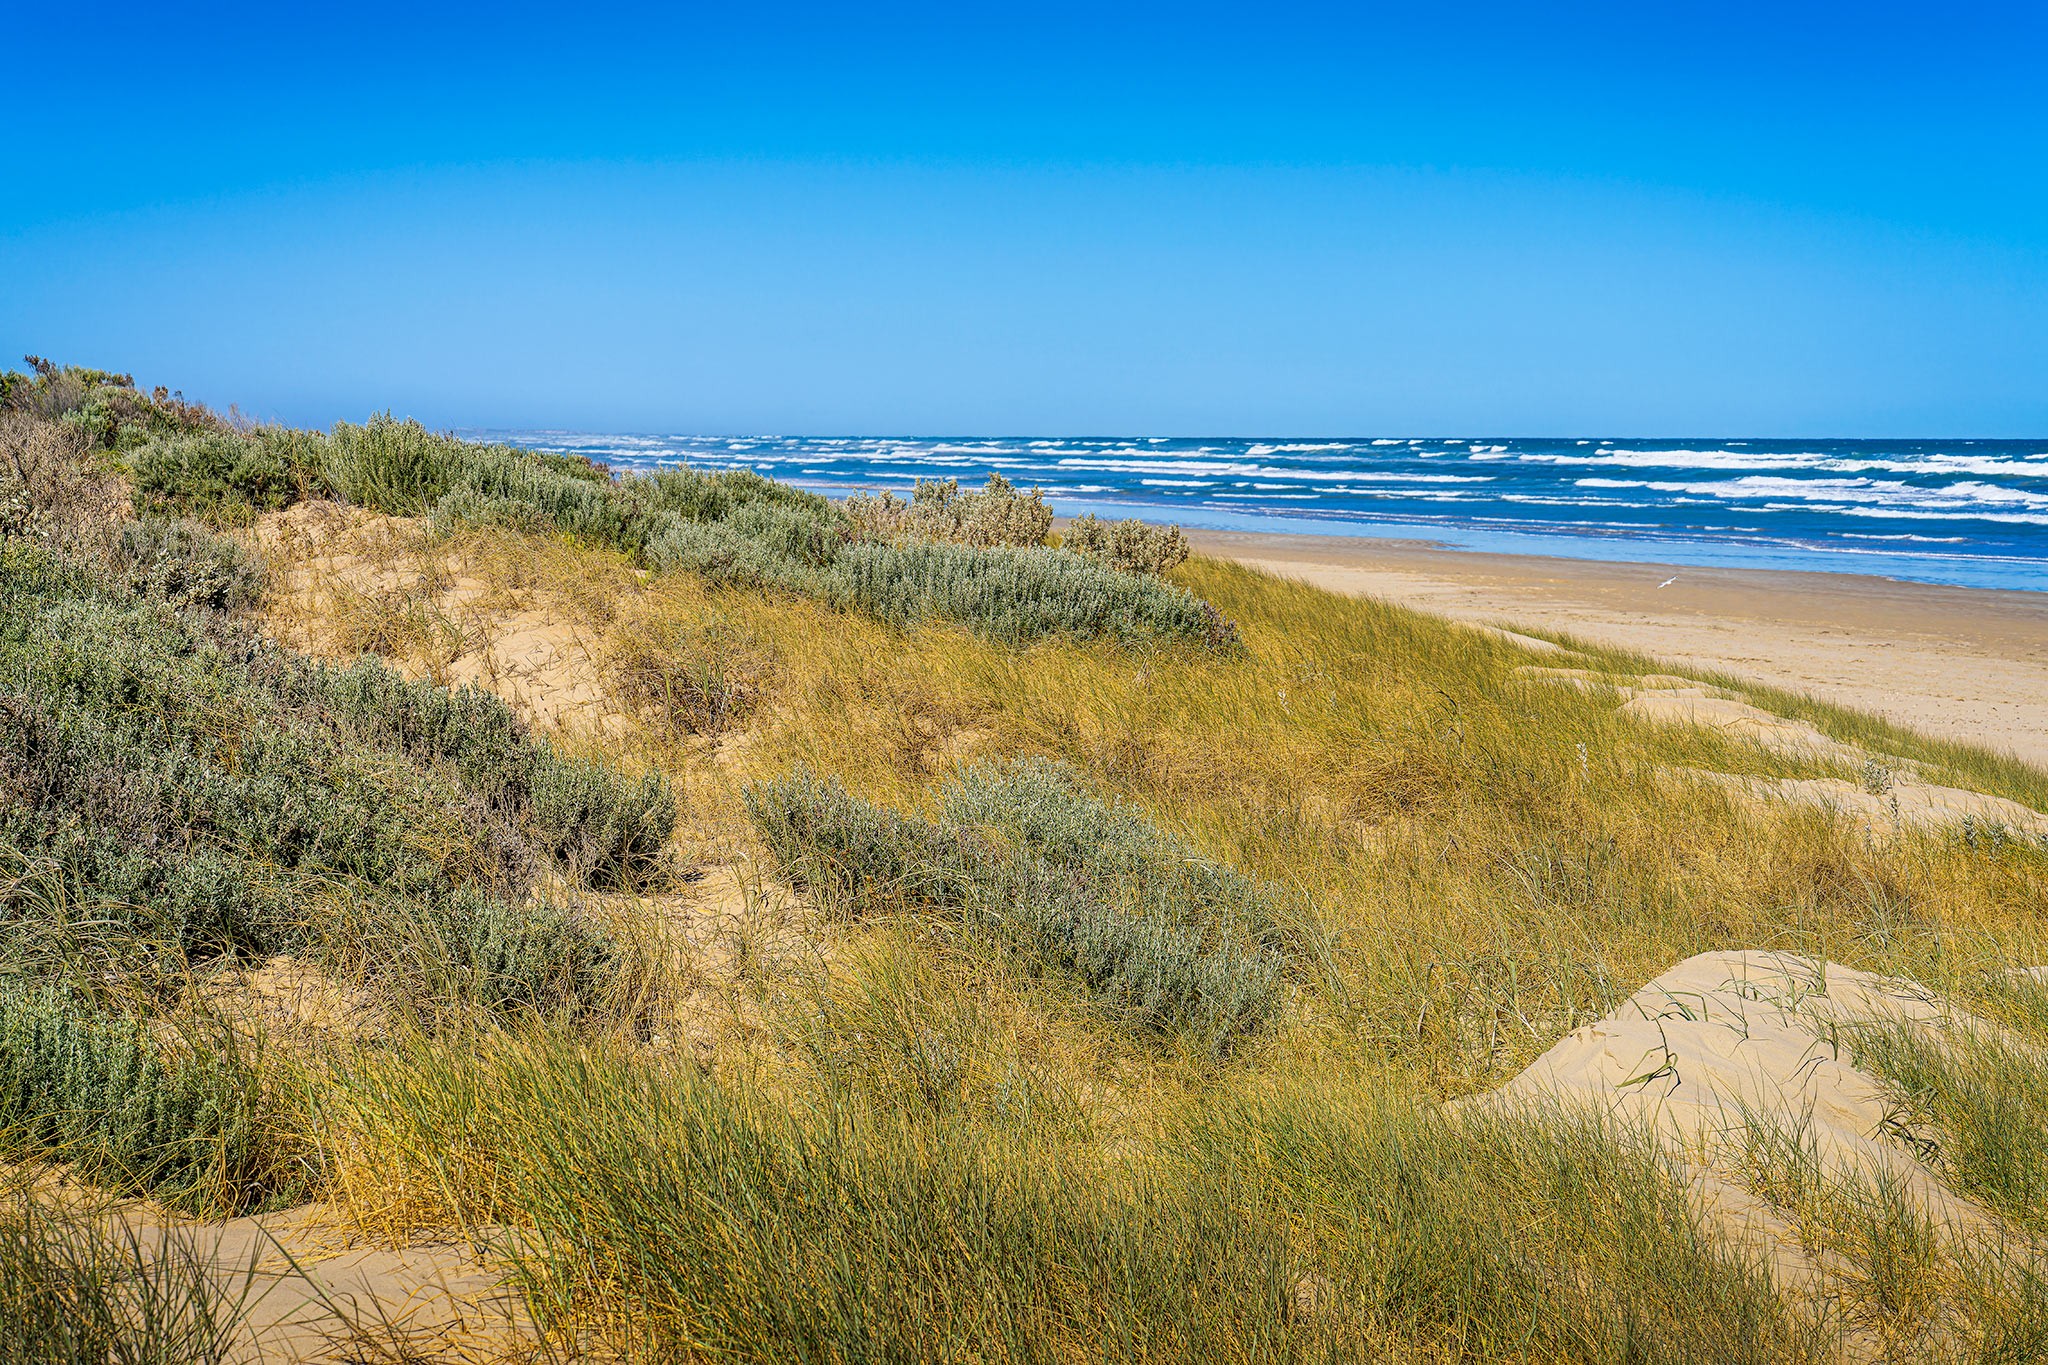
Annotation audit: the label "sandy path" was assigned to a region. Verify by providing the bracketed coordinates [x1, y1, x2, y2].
[1188, 530, 2048, 770]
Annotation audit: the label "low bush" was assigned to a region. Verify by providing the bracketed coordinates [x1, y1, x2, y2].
[845, 474, 1054, 549]
[126, 432, 295, 524]
[0, 527, 668, 1011]
[114, 517, 266, 612]
[834, 540, 1238, 647]
[1063, 512, 1191, 576]
[411, 889, 625, 1016]
[97, 392, 1234, 648]
[0, 981, 299, 1215]
[528, 756, 678, 890]
[3, 356, 235, 455]
[746, 759, 1289, 1050]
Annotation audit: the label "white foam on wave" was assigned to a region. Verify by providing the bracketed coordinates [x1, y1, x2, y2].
[1824, 454, 2048, 479]
[1575, 474, 2048, 516]
[1837, 506, 2048, 526]
[1522, 448, 1834, 471]
[1056, 457, 1492, 482]
[1498, 493, 1654, 509]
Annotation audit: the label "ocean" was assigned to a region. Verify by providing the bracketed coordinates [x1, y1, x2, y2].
[478, 434, 2048, 593]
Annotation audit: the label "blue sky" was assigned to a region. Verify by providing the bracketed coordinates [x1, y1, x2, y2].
[4, 1, 2044, 434]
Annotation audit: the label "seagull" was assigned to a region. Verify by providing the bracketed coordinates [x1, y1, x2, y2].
[1656, 576, 1680, 589]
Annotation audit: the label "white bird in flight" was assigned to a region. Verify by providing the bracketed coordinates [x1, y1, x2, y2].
[1657, 576, 1680, 589]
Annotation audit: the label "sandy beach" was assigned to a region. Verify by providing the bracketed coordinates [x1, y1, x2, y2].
[1190, 529, 2048, 770]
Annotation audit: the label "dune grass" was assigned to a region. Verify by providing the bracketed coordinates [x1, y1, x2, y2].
[323, 1023, 1825, 1364]
[0, 1184, 258, 1365]
[1850, 1014, 2048, 1234]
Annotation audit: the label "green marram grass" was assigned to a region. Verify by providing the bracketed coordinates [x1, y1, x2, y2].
[0, 1185, 258, 1365]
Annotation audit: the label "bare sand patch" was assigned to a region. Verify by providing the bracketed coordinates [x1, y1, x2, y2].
[248, 502, 630, 740]
[1483, 949, 2034, 1359]
[1688, 770, 2048, 841]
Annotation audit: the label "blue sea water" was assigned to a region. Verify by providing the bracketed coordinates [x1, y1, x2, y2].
[477, 434, 2048, 593]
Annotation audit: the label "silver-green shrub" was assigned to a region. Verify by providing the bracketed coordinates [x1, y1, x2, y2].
[114, 517, 266, 612]
[1062, 513, 1191, 576]
[113, 403, 1238, 648]
[846, 474, 1053, 549]
[745, 760, 1288, 1052]
[0, 981, 288, 1213]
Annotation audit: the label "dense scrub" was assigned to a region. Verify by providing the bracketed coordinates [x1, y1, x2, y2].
[1062, 510, 1192, 576]
[0, 361, 679, 1214]
[843, 473, 1053, 547]
[0, 541, 667, 976]
[0, 980, 298, 1214]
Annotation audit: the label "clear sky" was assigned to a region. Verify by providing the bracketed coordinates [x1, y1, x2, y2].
[4, 1, 2044, 435]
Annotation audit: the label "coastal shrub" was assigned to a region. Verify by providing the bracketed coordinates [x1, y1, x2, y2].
[321, 413, 471, 513]
[745, 767, 953, 915]
[833, 540, 1238, 647]
[745, 761, 1287, 1049]
[0, 534, 660, 1010]
[845, 474, 1054, 549]
[321, 415, 613, 521]
[940, 757, 1287, 942]
[306, 659, 537, 810]
[3, 356, 234, 453]
[633, 465, 836, 522]
[413, 432, 1228, 647]
[114, 517, 266, 612]
[411, 889, 624, 1016]
[528, 756, 678, 890]
[0, 981, 293, 1215]
[0, 411, 125, 552]
[126, 431, 295, 523]
[23, 355, 1236, 647]
[1062, 512, 1191, 577]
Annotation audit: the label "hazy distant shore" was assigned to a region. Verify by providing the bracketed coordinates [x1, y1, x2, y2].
[1185, 526, 2048, 768]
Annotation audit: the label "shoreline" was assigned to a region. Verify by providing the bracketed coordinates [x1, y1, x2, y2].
[1184, 527, 2048, 769]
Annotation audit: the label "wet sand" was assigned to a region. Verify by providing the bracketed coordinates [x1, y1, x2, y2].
[1188, 529, 2048, 769]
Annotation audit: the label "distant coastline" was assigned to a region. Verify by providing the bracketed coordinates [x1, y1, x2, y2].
[482, 432, 2048, 592]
